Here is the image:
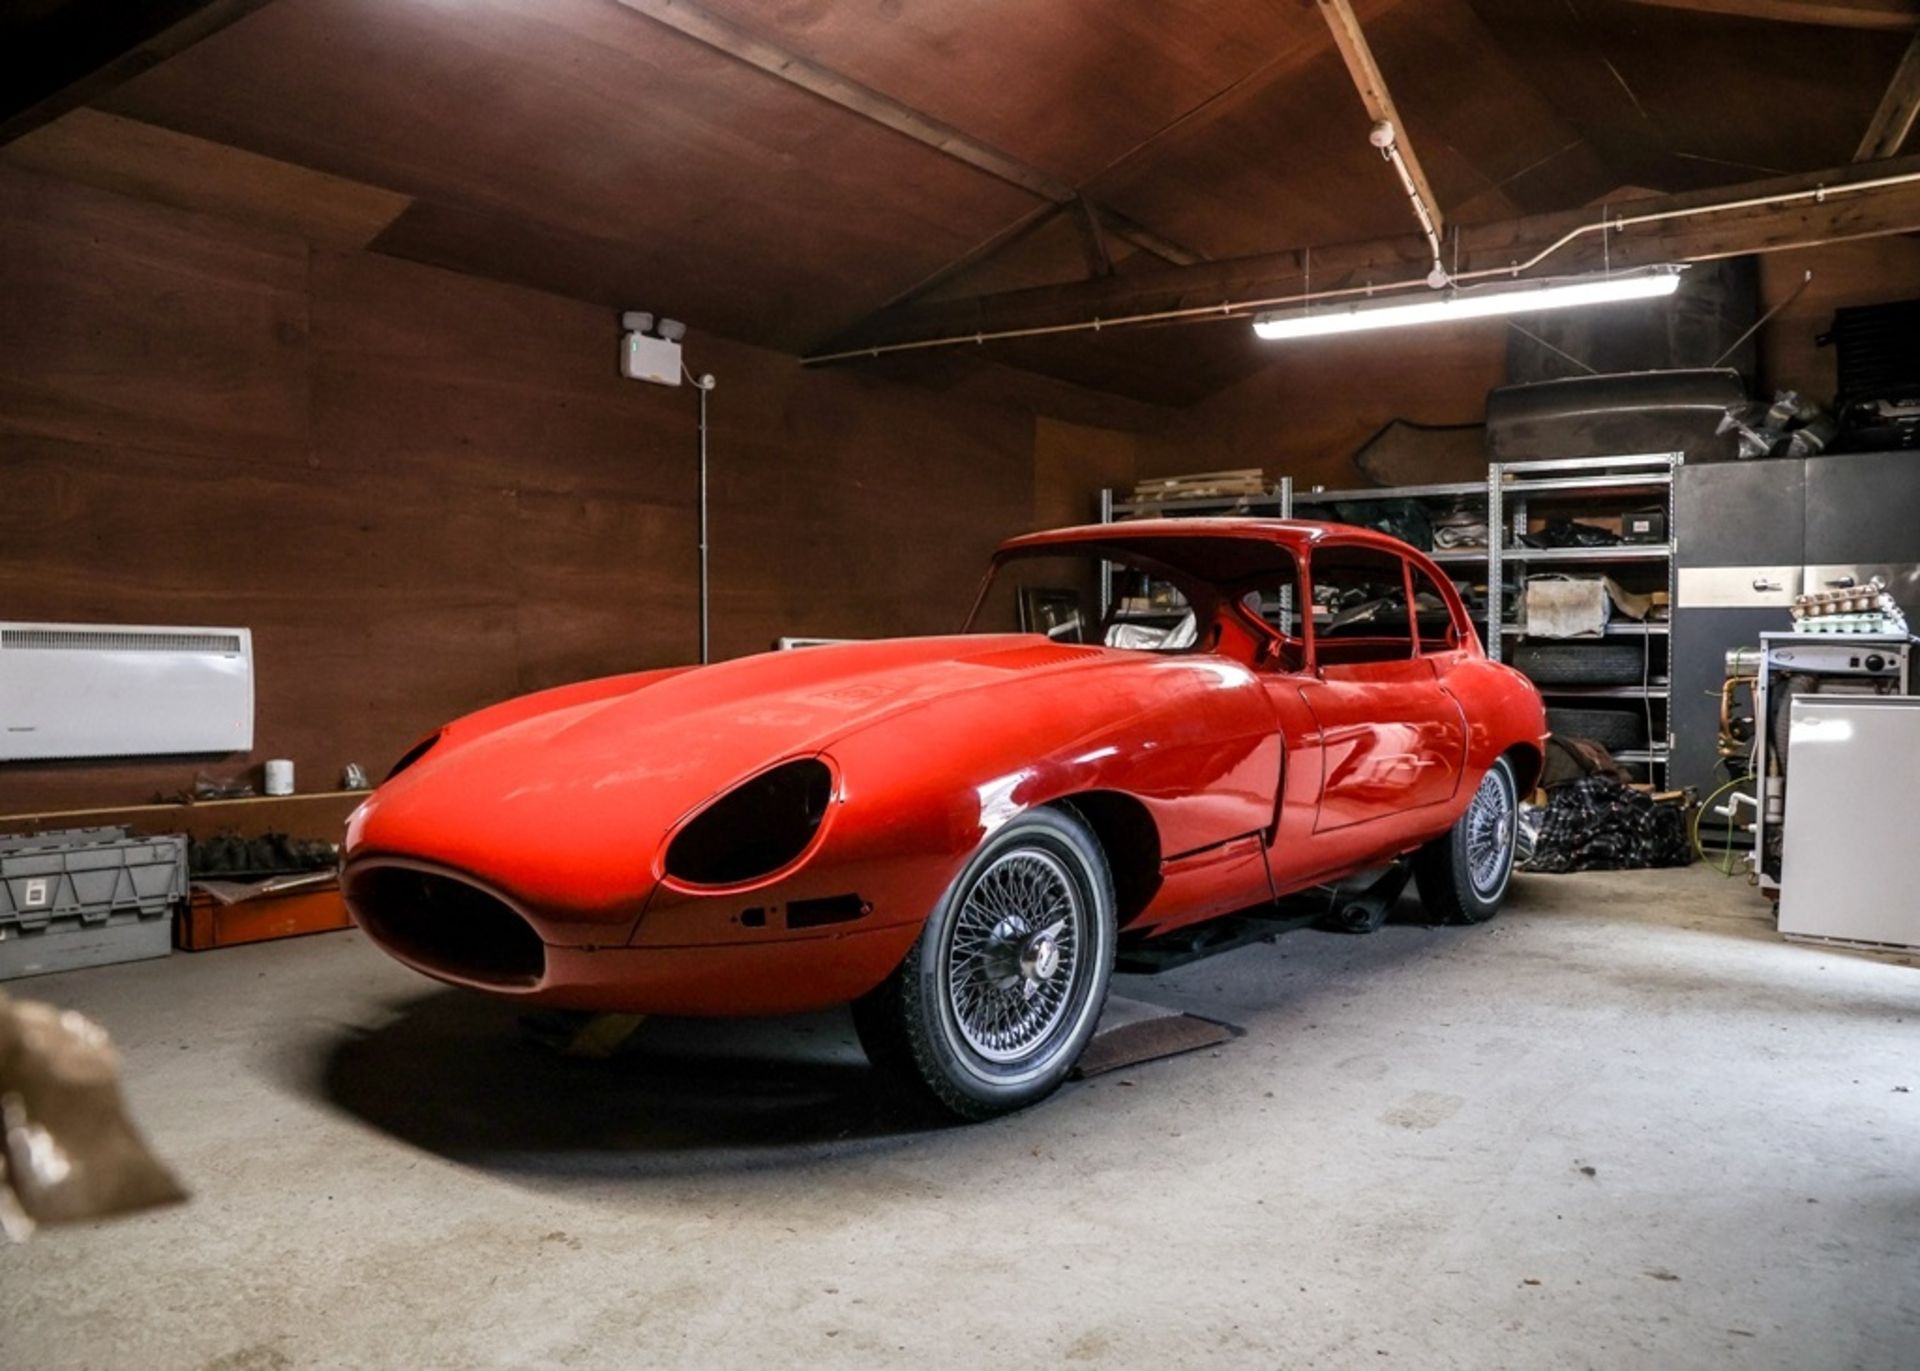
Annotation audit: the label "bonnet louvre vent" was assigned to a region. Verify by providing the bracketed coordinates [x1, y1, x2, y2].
[961, 644, 1103, 671]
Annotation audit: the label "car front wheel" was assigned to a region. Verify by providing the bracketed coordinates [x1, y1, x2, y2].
[1414, 755, 1519, 925]
[852, 806, 1116, 1120]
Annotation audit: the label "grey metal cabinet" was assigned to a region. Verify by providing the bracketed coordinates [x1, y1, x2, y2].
[1805, 451, 1920, 618]
[1677, 457, 1805, 570]
[1671, 451, 1920, 795]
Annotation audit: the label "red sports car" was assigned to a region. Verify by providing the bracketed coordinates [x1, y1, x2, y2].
[343, 519, 1546, 1117]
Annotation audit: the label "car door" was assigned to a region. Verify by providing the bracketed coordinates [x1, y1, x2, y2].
[1295, 543, 1466, 837]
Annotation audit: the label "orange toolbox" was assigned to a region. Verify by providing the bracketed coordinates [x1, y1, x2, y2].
[176, 879, 352, 951]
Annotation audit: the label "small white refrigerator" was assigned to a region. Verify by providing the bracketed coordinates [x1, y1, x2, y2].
[1778, 694, 1920, 951]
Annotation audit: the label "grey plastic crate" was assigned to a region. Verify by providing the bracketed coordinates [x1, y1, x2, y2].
[0, 826, 186, 980]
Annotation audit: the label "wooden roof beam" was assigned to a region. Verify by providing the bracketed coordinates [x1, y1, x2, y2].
[1, 0, 283, 146]
[611, 0, 1204, 267]
[1071, 196, 1115, 279]
[1858, 32, 1920, 161]
[1315, 0, 1445, 241]
[1620, 0, 1920, 29]
[809, 154, 1920, 360]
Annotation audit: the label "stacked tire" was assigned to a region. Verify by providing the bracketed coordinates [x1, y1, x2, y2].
[1512, 641, 1645, 686]
[1543, 706, 1647, 754]
[1515, 641, 1654, 780]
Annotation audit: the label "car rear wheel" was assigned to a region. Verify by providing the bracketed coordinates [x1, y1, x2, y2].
[1414, 756, 1518, 925]
[852, 807, 1115, 1120]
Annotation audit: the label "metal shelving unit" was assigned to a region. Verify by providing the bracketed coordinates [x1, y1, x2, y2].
[1098, 460, 1681, 782]
[1534, 685, 1671, 700]
[1288, 477, 1496, 644]
[1102, 481, 1293, 522]
[1490, 452, 1682, 783]
[1097, 478, 1293, 621]
[1501, 544, 1673, 563]
[1099, 472, 1501, 643]
[1291, 479, 1487, 504]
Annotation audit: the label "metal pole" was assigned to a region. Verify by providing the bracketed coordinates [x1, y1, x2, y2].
[695, 374, 714, 664]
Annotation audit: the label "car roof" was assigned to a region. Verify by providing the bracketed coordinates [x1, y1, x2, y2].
[997, 517, 1420, 560]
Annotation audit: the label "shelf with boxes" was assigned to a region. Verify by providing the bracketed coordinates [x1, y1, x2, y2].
[1491, 453, 1681, 783]
[0, 792, 364, 979]
[1100, 469, 1502, 645]
[1100, 456, 1681, 782]
[1287, 477, 1497, 642]
[1099, 471, 1295, 625]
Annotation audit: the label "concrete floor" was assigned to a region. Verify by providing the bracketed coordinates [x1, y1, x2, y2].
[1, 866, 1914, 1370]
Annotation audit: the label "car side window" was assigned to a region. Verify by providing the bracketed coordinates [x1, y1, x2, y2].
[1238, 584, 1301, 638]
[1311, 547, 1414, 665]
[1238, 579, 1307, 672]
[1409, 564, 1460, 653]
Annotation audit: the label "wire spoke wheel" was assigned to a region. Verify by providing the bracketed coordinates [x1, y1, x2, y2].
[852, 807, 1116, 1119]
[941, 848, 1086, 1065]
[1463, 762, 1517, 900]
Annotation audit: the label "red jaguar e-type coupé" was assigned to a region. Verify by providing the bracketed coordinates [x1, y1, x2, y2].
[344, 519, 1546, 1117]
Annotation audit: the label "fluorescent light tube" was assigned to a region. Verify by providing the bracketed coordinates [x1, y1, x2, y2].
[1253, 265, 1685, 341]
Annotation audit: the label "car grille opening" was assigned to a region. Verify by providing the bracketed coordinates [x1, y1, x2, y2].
[346, 865, 545, 987]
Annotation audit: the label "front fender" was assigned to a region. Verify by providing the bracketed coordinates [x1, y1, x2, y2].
[628, 654, 1284, 961]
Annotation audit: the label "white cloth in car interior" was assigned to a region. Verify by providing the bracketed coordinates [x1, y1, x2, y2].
[1106, 612, 1199, 651]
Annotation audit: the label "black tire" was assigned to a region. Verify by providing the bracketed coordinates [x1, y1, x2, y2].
[1513, 641, 1648, 686]
[1415, 757, 1518, 925]
[1546, 706, 1648, 754]
[851, 807, 1116, 1121]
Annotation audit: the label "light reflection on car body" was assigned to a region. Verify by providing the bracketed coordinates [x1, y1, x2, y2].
[342, 519, 1547, 1017]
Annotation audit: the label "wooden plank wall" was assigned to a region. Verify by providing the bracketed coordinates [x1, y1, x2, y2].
[0, 164, 1038, 813]
[1032, 418, 1138, 529]
[1131, 319, 1511, 488]
[1757, 238, 1920, 401]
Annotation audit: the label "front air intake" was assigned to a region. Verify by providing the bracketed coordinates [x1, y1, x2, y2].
[345, 865, 545, 988]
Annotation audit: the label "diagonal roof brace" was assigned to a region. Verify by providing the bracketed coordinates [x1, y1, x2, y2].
[611, 0, 1204, 267]
[1368, 119, 1449, 288]
[1316, 0, 1450, 286]
[1857, 30, 1920, 162]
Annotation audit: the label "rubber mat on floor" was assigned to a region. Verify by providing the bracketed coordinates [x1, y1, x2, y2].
[1071, 996, 1237, 1079]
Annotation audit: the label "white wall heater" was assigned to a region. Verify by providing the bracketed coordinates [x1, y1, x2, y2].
[0, 623, 255, 761]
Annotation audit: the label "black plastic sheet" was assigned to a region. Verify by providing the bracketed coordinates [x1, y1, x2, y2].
[1524, 776, 1694, 873]
[1328, 498, 1432, 552]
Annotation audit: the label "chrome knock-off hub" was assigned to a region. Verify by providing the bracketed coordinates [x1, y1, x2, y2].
[1020, 931, 1061, 986]
[944, 848, 1087, 1063]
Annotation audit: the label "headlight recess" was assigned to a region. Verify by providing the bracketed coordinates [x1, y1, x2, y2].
[664, 757, 833, 886]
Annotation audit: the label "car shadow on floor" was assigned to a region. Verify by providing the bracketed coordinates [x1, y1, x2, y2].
[307, 894, 1494, 1181]
[311, 988, 947, 1179]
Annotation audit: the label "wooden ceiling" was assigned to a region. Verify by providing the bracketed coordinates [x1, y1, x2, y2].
[3, 0, 1915, 405]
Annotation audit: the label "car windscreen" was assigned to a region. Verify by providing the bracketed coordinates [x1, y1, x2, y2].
[966, 540, 1303, 658]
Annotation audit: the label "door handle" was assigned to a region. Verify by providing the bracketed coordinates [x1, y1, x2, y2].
[1751, 577, 1782, 592]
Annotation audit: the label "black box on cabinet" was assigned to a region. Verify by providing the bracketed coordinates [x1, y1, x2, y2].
[1623, 509, 1666, 544]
